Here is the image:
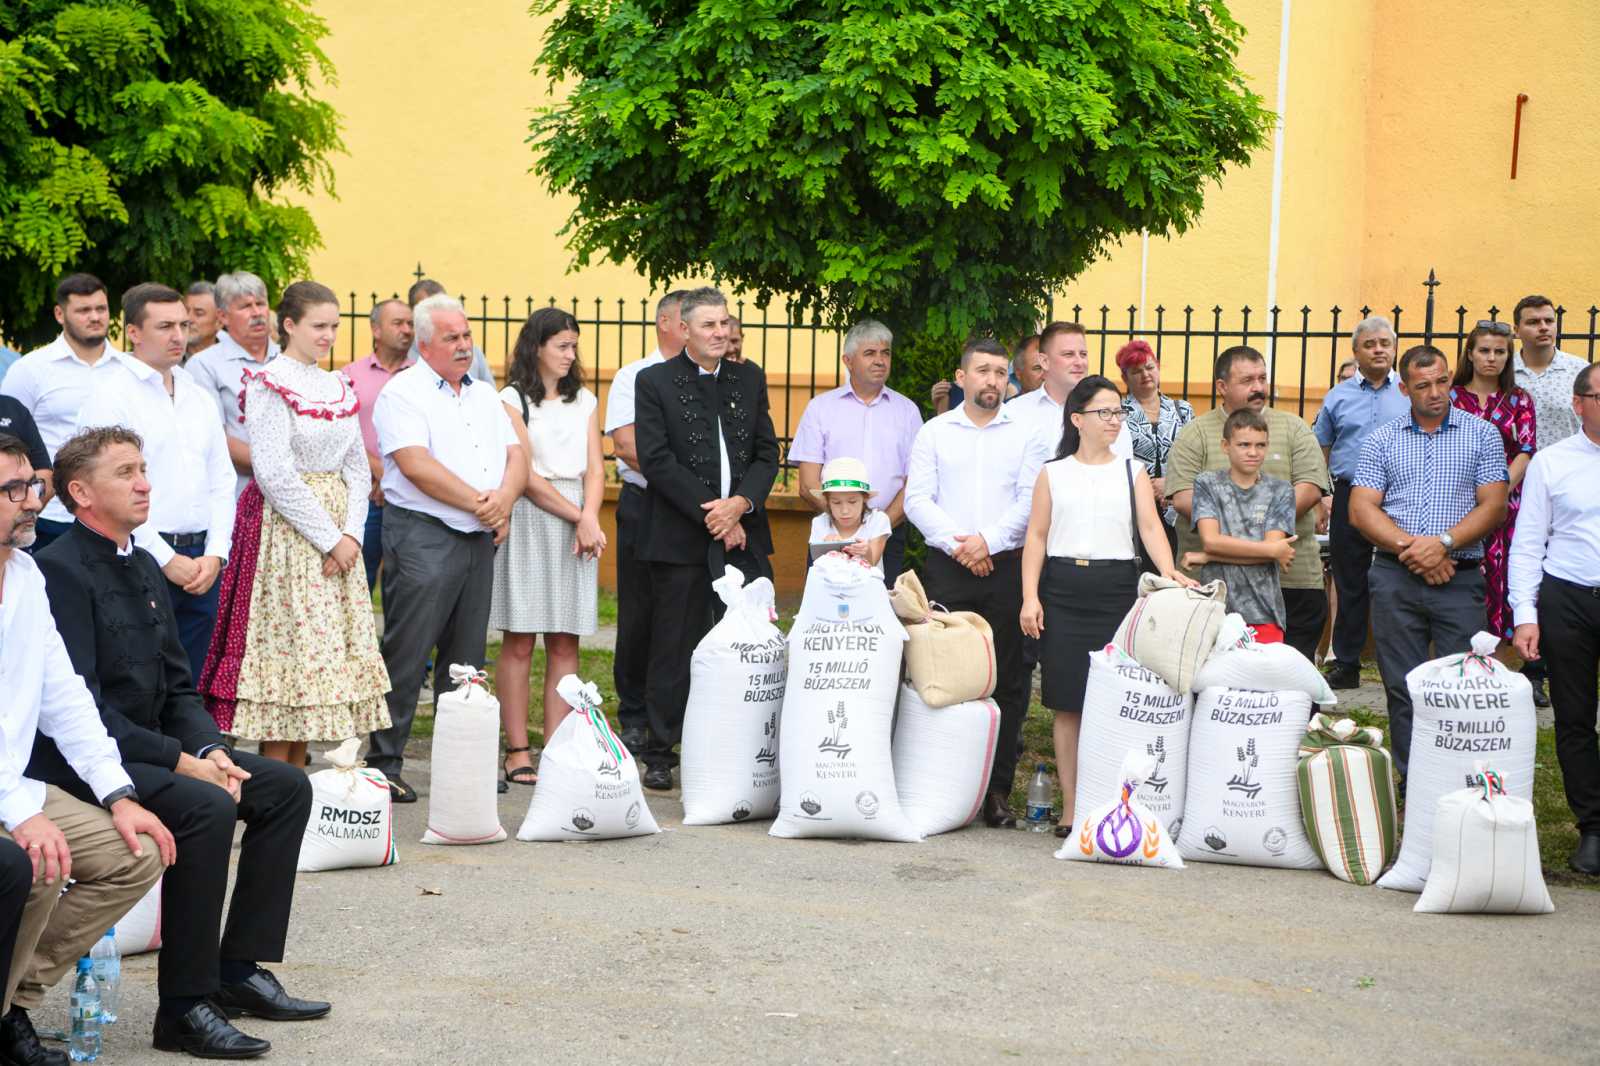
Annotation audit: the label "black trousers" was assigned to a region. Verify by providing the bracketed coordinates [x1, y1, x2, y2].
[116, 753, 312, 998]
[642, 547, 769, 769]
[1328, 479, 1374, 666]
[1541, 574, 1600, 835]
[879, 523, 909, 588]
[1282, 586, 1329, 664]
[920, 550, 1028, 798]
[0, 840, 28, 1011]
[612, 485, 654, 736]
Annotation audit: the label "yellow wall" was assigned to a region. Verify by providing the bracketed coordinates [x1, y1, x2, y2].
[300, 0, 1600, 398]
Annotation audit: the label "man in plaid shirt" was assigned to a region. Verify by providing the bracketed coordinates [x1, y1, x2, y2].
[1349, 344, 1509, 787]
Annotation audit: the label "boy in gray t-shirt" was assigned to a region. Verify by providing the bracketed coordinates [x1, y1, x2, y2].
[1183, 409, 1298, 638]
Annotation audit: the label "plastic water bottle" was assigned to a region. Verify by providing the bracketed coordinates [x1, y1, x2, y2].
[89, 928, 120, 1023]
[1025, 763, 1054, 832]
[68, 958, 100, 1062]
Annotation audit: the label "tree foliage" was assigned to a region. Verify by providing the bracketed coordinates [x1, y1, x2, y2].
[0, 0, 341, 347]
[530, 0, 1271, 352]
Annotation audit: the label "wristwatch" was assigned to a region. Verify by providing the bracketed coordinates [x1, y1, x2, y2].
[1439, 532, 1456, 551]
[101, 785, 140, 809]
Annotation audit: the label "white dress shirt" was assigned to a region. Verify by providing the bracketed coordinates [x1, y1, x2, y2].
[373, 358, 517, 532]
[186, 331, 279, 495]
[76, 355, 236, 566]
[1508, 427, 1600, 626]
[1006, 384, 1134, 460]
[0, 550, 133, 830]
[603, 350, 666, 488]
[905, 402, 1052, 556]
[1, 334, 124, 523]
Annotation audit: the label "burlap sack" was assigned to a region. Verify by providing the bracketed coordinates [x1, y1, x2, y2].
[889, 570, 996, 707]
[1112, 573, 1228, 694]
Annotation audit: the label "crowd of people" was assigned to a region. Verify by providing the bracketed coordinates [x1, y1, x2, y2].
[0, 270, 1596, 1061]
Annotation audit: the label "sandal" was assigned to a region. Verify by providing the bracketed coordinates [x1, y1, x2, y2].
[1053, 823, 1075, 838]
[503, 746, 538, 786]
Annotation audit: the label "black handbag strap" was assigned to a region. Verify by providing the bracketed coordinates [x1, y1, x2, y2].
[1125, 458, 1146, 570]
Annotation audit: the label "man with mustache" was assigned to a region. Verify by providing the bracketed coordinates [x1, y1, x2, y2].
[906, 338, 1051, 826]
[1311, 315, 1408, 690]
[0, 432, 171, 1066]
[406, 279, 496, 386]
[75, 284, 236, 684]
[1350, 345, 1507, 787]
[32, 425, 325, 1058]
[1167, 346, 1332, 662]
[187, 271, 281, 496]
[1, 273, 123, 551]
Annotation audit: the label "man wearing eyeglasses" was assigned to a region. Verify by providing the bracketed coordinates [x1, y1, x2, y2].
[1168, 345, 1332, 662]
[0, 432, 172, 1066]
[1311, 315, 1409, 689]
[1510, 363, 1600, 874]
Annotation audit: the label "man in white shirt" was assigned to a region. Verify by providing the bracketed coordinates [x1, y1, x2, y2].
[1510, 363, 1600, 875]
[1, 273, 123, 550]
[77, 283, 235, 683]
[1006, 322, 1134, 460]
[789, 319, 923, 584]
[602, 290, 685, 751]
[0, 433, 171, 1064]
[365, 295, 526, 801]
[186, 271, 280, 495]
[906, 338, 1051, 827]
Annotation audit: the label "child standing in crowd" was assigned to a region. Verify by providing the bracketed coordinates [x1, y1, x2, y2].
[1020, 375, 1193, 836]
[1183, 408, 1298, 643]
[492, 307, 605, 787]
[808, 457, 891, 572]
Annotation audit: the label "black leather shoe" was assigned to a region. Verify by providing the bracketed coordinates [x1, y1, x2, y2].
[212, 968, 331, 1022]
[1570, 833, 1600, 876]
[152, 1002, 270, 1059]
[1, 1007, 67, 1066]
[1529, 677, 1551, 709]
[619, 727, 647, 753]
[1322, 661, 1361, 690]
[387, 776, 418, 803]
[642, 764, 673, 791]
[983, 792, 1017, 828]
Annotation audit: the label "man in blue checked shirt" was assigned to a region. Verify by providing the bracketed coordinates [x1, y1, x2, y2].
[1349, 344, 1508, 787]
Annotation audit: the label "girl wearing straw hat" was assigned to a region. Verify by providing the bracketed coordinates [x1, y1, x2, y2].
[809, 456, 891, 573]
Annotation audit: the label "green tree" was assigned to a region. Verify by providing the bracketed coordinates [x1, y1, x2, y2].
[0, 0, 341, 347]
[530, 0, 1271, 403]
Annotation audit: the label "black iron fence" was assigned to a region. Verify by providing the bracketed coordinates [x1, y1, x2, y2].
[330, 271, 1598, 467]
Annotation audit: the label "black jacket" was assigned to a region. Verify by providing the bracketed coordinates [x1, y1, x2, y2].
[27, 521, 226, 797]
[634, 352, 779, 566]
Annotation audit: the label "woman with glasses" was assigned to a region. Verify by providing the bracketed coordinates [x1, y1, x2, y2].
[1019, 375, 1194, 837]
[1450, 321, 1537, 641]
[1117, 340, 1194, 566]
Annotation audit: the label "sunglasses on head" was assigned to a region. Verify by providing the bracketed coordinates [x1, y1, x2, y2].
[1474, 320, 1512, 335]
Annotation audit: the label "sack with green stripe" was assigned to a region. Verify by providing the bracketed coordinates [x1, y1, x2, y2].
[1296, 714, 1397, 884]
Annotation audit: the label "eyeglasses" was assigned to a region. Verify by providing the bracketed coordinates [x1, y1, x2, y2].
[1578, 392, 1600, 402]
[1475, 320, 1512, 335]
[1078, 407, 1127, 424]
[0, 478, 44, 503]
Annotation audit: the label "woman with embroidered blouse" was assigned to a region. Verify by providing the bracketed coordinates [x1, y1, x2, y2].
[1117, 339, 1195, 563]
[200, 282, 390, 766]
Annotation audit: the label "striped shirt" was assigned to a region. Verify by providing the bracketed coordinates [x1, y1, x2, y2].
[1352, 407, 1508, 560]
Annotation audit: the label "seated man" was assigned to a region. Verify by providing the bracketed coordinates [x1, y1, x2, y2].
[0, 432, 171, 1066]
[28, 426, 326, 1060]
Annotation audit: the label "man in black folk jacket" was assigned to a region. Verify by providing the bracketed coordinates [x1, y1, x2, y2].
[28, 426, 325, 1060]
[633, 287, 779, 790]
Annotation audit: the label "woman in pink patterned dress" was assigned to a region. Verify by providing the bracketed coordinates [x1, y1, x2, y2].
[1449, 321, 1537, 639]
[200, 282, 390, 766]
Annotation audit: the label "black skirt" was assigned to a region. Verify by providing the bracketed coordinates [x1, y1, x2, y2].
[1039, 557, 1139, 712]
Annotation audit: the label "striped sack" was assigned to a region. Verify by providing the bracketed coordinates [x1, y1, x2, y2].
[1296, 714, 1398, 884]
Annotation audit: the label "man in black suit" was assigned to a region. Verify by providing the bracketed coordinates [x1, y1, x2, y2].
[633, 287, 779, 790]
[29, 426, 325, 1060]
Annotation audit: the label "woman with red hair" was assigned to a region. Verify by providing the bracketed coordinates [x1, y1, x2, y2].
[1116, 340, 1194, 562]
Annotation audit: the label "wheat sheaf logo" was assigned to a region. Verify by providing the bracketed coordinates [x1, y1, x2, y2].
[1145, 736, 1169, 794]
[817, 702, 852, 758]
[755, 711, 778, 766]
[1226, 738, 1261, 798]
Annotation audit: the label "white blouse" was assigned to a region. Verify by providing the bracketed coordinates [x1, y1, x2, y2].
[244, 358, 368, 554]
[502, 385, 596, 480]
[1043, 456, 1137, 560]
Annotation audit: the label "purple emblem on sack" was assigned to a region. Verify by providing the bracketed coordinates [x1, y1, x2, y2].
[1094, 779, 1144, 858]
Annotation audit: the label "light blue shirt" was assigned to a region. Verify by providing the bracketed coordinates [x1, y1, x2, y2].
[1313, 372, 1410, 481]
[0, 346, 19, 388]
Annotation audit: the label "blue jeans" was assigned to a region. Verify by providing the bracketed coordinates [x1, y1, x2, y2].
[163, 538, 222, 684]
[362, 503, 384, 592]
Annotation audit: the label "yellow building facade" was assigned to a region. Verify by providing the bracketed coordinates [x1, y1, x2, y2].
[301, 0, 1600, 400]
